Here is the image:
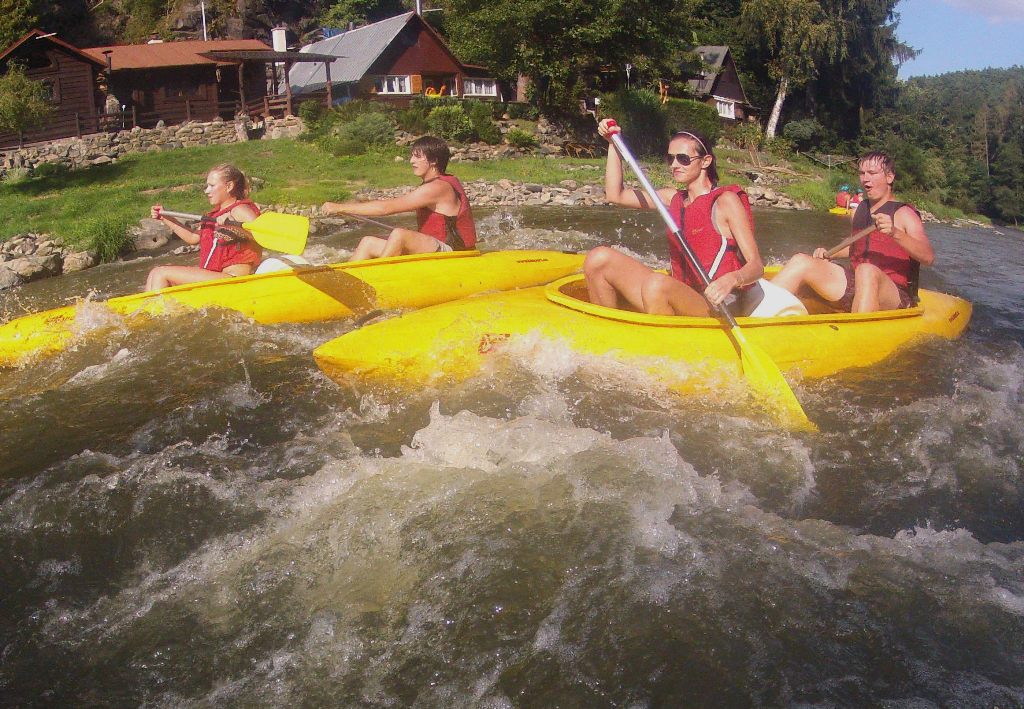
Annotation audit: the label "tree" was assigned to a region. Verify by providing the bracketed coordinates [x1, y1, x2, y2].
[0, 63, 54, 143]
[742, 0, 847, 139]
[320, 0, 407, 30]
[0, 0, 36, 50]
[438, 0, 696, 112]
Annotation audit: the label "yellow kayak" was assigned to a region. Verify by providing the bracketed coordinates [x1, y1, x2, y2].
[0, 250, 584, 366]
[314, 271, 972, 394]
[829, 207, 852, 215]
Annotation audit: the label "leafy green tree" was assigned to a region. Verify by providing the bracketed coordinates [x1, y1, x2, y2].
[0, 63, 54, 143]
[320, 0, 407, 29]
[991, 138, 1024, 225]
[0, 0, 35, 50]
[742, 0, 847, 139]
[438, 0, 696, 112]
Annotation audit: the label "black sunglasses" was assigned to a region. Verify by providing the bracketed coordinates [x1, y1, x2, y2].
[665, 152, 705, 166]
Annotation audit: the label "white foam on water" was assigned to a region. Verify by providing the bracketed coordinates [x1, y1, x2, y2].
[64, 348, 135, 386]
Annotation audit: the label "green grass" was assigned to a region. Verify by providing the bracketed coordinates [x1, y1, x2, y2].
[0, 137, 991, 259]
[0, 139, 610, 258]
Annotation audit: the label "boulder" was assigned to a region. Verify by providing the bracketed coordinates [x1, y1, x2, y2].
[131, 218, 173, 251]
[62, 250, 98, 273]
[0, 266, 21, 290]
[4, 253, 63, 281]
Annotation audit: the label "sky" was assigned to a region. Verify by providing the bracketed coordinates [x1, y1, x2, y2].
[894, 0, 1024, 79]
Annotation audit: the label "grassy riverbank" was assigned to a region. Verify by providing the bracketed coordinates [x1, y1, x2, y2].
[0, 137, 983, 260]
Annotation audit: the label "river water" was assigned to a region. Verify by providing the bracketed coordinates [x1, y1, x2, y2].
[1, 207, 1022, 707]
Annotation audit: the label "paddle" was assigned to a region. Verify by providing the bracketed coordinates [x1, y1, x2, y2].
[157, 209, 309, 255]
[337, 211, 398, 232]
[825, 225, 874, 258]
[606, 127, 815, 431]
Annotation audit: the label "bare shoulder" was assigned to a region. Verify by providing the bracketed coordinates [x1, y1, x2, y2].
[895, 203, 926, 230]
[230, 203, 260, 221]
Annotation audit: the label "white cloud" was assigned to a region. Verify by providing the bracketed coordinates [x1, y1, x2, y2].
[943, 0, 1024, 23]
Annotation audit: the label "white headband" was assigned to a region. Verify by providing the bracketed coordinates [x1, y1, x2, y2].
[671, 131, 708, 155]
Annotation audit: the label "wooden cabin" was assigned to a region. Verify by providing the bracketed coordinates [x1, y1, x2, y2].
[0, 30, 108, 149]
[686, 46, 755, 123]
[82, 39, 275, 127]
[289, 12, 499, 105]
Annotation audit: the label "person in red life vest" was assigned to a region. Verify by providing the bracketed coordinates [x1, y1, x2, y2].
[321, 135, 477, 260]
[771, 151, 934, 312]
[145, 163, 261, 291]
[583, 119, 766, 316]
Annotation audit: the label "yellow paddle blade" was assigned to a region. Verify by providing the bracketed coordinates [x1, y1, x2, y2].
[241, 212, 309, 255]
[730, 326, 817, 432]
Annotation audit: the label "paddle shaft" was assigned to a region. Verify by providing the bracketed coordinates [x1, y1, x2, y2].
[826, 225, 875, 258]
[338, 212, 397, 232]
[158, 209, 242, 227]
[608, 132, 740, 327]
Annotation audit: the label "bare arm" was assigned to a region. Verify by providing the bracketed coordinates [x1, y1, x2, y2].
[878, 206, 935, 266]
[151, 205, 199, 245]
[323, 180, 452, 217]
[598, 118, 676, 210]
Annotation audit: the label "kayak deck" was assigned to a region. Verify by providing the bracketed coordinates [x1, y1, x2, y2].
[0, 249, 585, 366]
[313, 272, 972, 393]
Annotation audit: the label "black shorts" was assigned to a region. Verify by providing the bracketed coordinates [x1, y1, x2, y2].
[833, 263, 913, 312]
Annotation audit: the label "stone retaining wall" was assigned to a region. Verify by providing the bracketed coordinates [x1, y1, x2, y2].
[0, 115, 304, 176]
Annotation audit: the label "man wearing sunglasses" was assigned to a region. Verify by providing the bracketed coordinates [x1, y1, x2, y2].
[584, 118, 767, 317]
[771, 151, 934, 312]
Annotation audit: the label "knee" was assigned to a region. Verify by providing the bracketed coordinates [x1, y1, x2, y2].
[584, 246, 617, 276]
[640, 273, 675, 302]
[387, 228, 412, 244]
[785, 252, 815, 273]
[854, 262, 883, 285]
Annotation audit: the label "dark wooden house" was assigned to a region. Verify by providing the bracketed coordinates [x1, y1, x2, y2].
[0, 30, 108, 149]
[289, 12, 498, 104]
[686, 46, 755, 123]
[82, 39, 276, 127]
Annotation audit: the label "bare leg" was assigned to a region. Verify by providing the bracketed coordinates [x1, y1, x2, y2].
[851, 262, 902, 312]
[349, 229, 443, 262]
[145, 265, 230, 291]
[583, 246, 708, 315]
[772, 253, 848, 302]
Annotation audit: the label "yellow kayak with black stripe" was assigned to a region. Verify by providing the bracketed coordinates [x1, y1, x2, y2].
[0, 250, 584, 367]
[313, 270, 972, 395]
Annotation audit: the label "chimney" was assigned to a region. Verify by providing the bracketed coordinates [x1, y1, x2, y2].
[271, 26, 287, 53]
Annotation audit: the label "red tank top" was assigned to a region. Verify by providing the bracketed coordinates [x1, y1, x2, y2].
[416, 174, 477, 250]
[667, 185, 752, 291]
[850, 200, 919, 295]
[198, 199, 262, 272]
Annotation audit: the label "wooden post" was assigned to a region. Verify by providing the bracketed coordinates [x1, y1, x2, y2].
[263, 96, 270, 117]
[185, 98, 191, 122]
[325, 61, 333, 108]
[132, 105, 137, 128]
[238, 62, 247, 114]
[284, 61, 293, 116]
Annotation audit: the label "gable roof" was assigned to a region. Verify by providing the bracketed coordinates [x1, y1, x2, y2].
[290, 12, 415, 92]
[83, 39, 273, 71]
[687, 45, 730, 97]
[0, 28, 107, 68]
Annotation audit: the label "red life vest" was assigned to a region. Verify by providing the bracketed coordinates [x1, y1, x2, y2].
[416, 174, 477, 250]
[667, 185, 752, 291]
[850, 200, 919, 296]
[198, 199, 262, 272]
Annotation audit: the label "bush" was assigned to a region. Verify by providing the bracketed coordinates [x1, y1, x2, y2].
[726, 122, 764, 151]
[395, 100, 432, 134]
[662, 98, 721, 147]
[505, 128, 537, 149]
[464, 99, 501, 144]
[597, 89, 666, 157]
[68, 214, 133, 262]
[764, 136, 795, 158]
[507, 102, 539, 120]
[338, 112, 396, 146]
[782, 118, 824, 151]
[33, 161, 70, 179]
[427, 104, 475, 142]
[1, 167, 30, 185]
[297, 99, 327, 127]
[333, 98, 389, 121]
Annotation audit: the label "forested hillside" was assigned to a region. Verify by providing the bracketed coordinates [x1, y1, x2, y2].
[1, 0, 1021, 222]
